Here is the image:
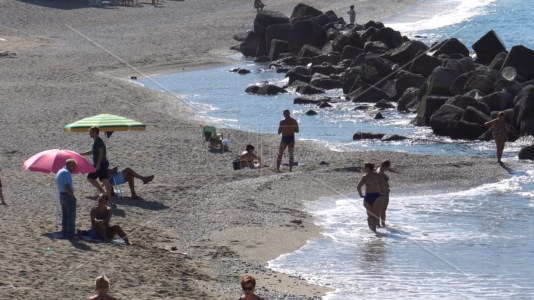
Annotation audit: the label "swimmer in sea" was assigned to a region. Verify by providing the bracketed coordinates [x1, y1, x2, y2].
[357, 162, 387, 232]
[276, 109, 299, 172]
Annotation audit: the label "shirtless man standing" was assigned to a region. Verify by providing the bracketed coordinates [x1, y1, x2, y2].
[277, 109, 299, 172]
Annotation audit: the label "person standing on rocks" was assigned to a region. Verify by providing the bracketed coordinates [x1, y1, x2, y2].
[254, 0, 265, 13]
[347, 5, 356, 25]
[484, 111, 507, 163]
[277, 109, 299, 172]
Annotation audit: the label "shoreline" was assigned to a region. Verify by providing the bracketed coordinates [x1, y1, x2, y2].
[0, 0, 517, 299]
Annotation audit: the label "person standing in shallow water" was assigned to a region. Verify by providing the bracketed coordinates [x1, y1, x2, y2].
[484, 111, 507, 163]
[377, 160, 391, 227]
[277, 109, 299, 172]
[357, 162, 387, 232]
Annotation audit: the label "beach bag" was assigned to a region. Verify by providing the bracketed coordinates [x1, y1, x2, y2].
[232, 158, 241, 170]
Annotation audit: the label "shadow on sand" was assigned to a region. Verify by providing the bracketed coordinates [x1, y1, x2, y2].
[111, 196, 169, 211]
[20, 0, 89, 10]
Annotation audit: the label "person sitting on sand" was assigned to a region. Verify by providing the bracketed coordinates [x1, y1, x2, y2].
[357, 162, 387, 233]
[238, 275, 265, 300]
[90, 194, 131, 245]
[108, 167, 154, 199]
[240, 145, 264, 169]
[88, 274, 117, 300]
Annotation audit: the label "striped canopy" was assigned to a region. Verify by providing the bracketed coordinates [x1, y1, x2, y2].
[64, 114, 146, 132]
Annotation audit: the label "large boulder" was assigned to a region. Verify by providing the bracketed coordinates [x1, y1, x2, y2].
[257, 84, 287, 95]
[478, 90, 513, 113]
[290, 3, 323, 23]
[288, 21, 327, 54]
[448, 120, 488, 140]
[254, 10, 290, 36]
[339, 66, 362, 94]
[295, 82, 325, 95]
[397, 87, 420, 112]
[414, 94, 450, 126]
[488, 52, 508, 70]
[501, 45, 534, 81]
[298, 44, 322, 58]
[332, 28, 364, 52]
[464, 74, 495, 96]
[361, 55, 395, 84]
[347, 84, 390, 103]
[394, 71, 425, 100]
[445, 95, 490, 115]
[428, 67, 460, 95]
[341, 45, 363, 60]
[240, 31, 262, 57]
[294, 95, 331, 104]
[429, 104, 465, 136]
[518, 145, 534, 160]
[310, 64, 337, 76]
[269, 39, 289, 61]
[310, 73, 341, 90]
[409, 53, 442, 78]
[389, 40, 429, 66]
[513, 85, 534, 135]
[472, 30, 507, 65]
[431, 38, 469, 57]
[353, 132, 385, 140]
[364, 41, 389, 54]
[286, 66, 311, 85]
[265, 24, 291, 53]
[376, 27, 404, 49]
[311, 53, 341, 65]
[461, 106, 491, 124]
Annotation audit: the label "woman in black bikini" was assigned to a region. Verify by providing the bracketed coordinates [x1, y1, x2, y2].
[357, 162, 387, 232]
[484, 111, 507, 163]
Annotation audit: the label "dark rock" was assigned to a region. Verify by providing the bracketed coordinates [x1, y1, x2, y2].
[376, 27, 404, 49]
[429, 104, 465, 136]
[360, 27, 379, 42]
[375, 100, 395, 109]
[257, 84, 287, 95]
[341, 45, 363, 60]
[374, 112, 384, 119]
[245, 85, 260, 94]
[353, 132, 384, 140]
[457, 57, 477, 73]
[501, 45, 534, 81]
[288, 21, 327, 54]
[310, 64, 337, 76]
[254, 10, 290, 36]
[488, 52, 508, 70]
[431, 38, 469, 57]
[310, 73, 341, 90]
[513, 85, 534, 135]
[295, 83, 325, 95]
[286, 66, 311, 85]
[448, 120, 488, 140]
[233, 32, 249, 42]
[389, 40, 430, 66]
[472, 30, 507, 65]
[326, 28, 340, 41]
[364, 41, 389, 54]
[394, 71, 425, 100]
[294, 95, 331, 104]
[298, 44, 322, 58]
[311, 53, 341, 65]
[461, 106, 491, 124]
[332, 28, 364, 52]
[290, 3, 323, 23]
[518, 145, 534, 160]
[354, 104, 370, 110]
[306, 110, 318, 116]
[397, 87, 420, 112]
[381, 134, 407, 141]
[414, 94, 450, 126]
[428, 67, 459, 95]
[339, 66, 361, 94]
[363, 20, 384, 30]
[494, 79, 522, 98]
[464, 74, 494, 96]
[409, 53, 442, 77]
[361, 55, 395, 84]
[348, 85, 390, 103]
[446, 95, 490, 115]
[449, 73, 469, 95]
[255, 56, 271, 63]
[265, 23, 291, 53]
[240, 31, 262, 57]
[479, 90, 513, 113]
[318, 101, 333, 108]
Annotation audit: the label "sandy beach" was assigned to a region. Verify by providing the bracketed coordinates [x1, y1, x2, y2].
[0, 0, 514, 299]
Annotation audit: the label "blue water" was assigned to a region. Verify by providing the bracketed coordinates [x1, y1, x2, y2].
[139, 0, 534, 298]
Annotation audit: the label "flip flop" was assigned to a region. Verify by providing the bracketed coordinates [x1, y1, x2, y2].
[143, 175, 154, 184]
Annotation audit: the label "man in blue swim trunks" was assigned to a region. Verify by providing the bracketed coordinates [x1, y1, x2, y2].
[277, 109, 299, 172]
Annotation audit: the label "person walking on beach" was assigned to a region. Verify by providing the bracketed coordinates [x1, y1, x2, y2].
[347, 5, 356, 25]
[88, 274, 118, 300]
[377, 160, 391, 227]
[56, 159, 78, 239]
[238, 275, 265, 300]
[484, 111, 507, 163]
[0, 177, 5, 205]
[90, 194, 131, 245]
[357, 162, 387, 233]
[277, 109, 299, 172]
[82, 126, 112, 200]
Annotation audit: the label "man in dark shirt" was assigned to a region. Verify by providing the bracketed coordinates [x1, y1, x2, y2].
[82, 126, 112, 200]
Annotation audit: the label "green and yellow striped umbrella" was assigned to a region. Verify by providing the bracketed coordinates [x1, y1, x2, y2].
[64, 114, 146, 133]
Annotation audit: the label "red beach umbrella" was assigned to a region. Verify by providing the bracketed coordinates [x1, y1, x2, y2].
[22, 149, 96, 174]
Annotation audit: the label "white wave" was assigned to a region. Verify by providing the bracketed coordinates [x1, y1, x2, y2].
[387, 0, 497, 34]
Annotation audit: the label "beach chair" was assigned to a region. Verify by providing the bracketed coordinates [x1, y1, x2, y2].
[201, 125, 224, 152]
[108, 171, 126, 199]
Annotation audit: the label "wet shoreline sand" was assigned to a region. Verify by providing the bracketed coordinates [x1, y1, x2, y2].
[0, 0, 513, 298]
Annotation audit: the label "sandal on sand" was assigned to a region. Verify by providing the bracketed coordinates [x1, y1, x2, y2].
[143, 175, 154, 184]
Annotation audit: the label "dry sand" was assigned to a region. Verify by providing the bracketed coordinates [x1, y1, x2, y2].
[0, 0, 514, 299]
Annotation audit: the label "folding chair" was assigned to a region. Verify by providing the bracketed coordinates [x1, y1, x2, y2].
[108, 171, 126, 199]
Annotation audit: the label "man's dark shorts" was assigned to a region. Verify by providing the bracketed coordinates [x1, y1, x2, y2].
[87, 161, 109, 181]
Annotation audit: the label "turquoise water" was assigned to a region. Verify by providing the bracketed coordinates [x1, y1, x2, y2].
[139, 0, 534, 298]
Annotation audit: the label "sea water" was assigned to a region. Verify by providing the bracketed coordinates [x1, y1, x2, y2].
[139, 0, 534, 298]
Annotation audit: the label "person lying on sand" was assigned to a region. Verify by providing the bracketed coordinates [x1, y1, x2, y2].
[88, 274, 117, 300]
[90, 194, 131, 245]
[108, 167, 154, 199]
